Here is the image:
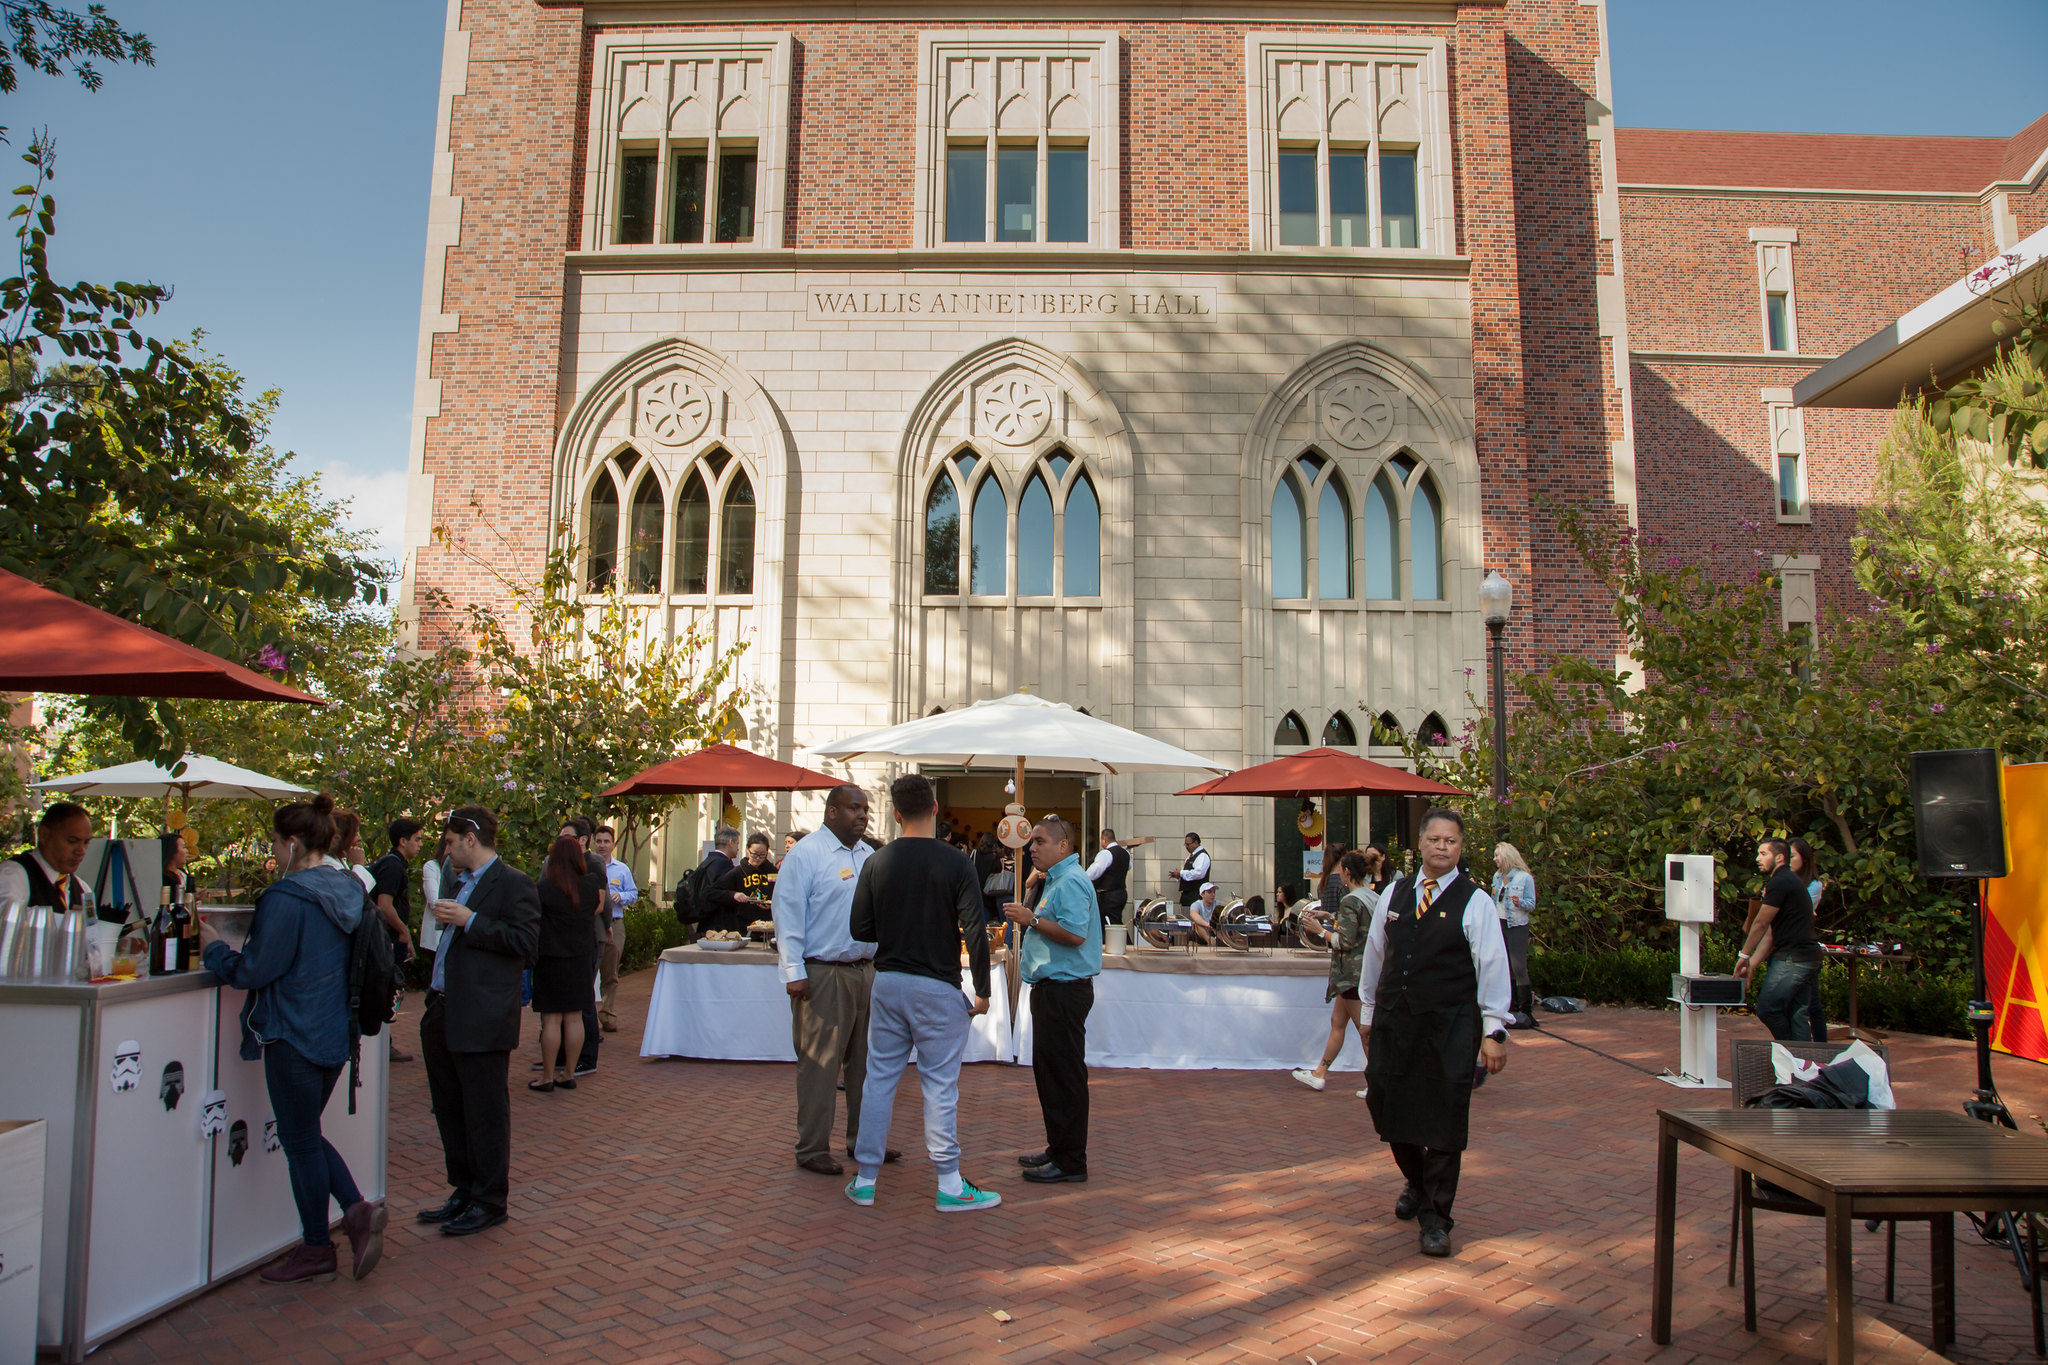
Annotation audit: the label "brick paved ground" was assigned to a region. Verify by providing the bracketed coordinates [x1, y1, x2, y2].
[96, 971, 2048, 1365]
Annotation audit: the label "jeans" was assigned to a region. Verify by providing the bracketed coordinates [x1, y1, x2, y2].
[1755, 958, 1821, 1041]
[854, 971, 971, 1178]
[263, 1041, 362, 1247]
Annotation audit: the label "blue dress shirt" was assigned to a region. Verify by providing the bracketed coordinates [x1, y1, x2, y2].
[772, 827, 873, 983]
[431, 853, 497, 992]
[1020, 853, 1103, 984]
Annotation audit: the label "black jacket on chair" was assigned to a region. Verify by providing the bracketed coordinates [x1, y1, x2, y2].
[439, 857, 541, 1053]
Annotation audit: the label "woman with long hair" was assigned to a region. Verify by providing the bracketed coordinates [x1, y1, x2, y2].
[196, 794, 384, 1284]
[1490, 843, 1536, 1021]
[529, 834, 603, 1091]
[1291, 850, 1376, 1094]
[419, 830, 453, 954]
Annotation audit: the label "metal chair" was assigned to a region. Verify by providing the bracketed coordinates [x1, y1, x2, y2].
[1726, 1039, 1918, 1331]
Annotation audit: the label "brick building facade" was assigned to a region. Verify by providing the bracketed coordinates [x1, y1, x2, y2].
[395, 0, 2044, 895]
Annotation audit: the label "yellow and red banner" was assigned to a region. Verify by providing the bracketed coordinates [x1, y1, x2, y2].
[1986, 762, 2048, 1063]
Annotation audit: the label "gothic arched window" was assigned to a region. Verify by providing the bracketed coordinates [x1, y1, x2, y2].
[970, 471, 1007, 596]
[1411, 475, 1443, 601]
[1323, 711, 1357, 746]
[1017, 473, 1055, 596]
[1418, 712, 1450, 746]
[1063, 472, 1101, 597]
[1363, 472, 1398, 599]
[1275, 711, 1311, 747]
[1272, 450, 1353, 603]
[672, 469, 709, 595]
[720, 472, 756, 595]
[924, 474, 962, 594]
[1318, 476, 1353, 601]
[628, 473, 664, 593]
[1271, 474, 1307, 599]
[586, 471, 620, 591]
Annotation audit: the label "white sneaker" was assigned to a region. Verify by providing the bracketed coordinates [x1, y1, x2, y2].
[1291, 1068, 1327, 1091]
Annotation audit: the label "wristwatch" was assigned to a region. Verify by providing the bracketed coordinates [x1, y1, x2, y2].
[1486, 1028, 1508, 1044]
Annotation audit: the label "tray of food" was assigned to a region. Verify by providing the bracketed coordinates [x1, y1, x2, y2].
[697, 930, 746, 951]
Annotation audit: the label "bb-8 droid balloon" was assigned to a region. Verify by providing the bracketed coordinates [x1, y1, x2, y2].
[996, 804, 1032, 849]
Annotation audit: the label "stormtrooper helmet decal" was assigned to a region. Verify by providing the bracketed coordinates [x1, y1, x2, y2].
[261, 1118, 280, 1153]
[159, 1061, 185, 1111]
[228, 1120, 248, 1166]
[110, 1040, 142, 1093]
[199, 1090, 227, 1137]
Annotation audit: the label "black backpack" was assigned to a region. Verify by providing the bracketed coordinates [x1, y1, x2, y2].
[344, 889, 399, 1114]
[674, 854, 718, 925]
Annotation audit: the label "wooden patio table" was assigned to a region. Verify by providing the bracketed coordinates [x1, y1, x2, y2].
[1653, 1107, 2048, 1364]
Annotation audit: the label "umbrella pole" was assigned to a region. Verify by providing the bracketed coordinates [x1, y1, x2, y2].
[1008, 756, 1026, 1015]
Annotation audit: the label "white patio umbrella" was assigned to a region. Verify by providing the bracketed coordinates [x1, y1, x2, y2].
[807, 692, 1233, 780]
[33, 754, 313, 804]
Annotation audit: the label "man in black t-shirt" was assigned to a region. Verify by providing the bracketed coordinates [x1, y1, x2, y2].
[371, 818, 425, 1063]
[844, 775, 998, 1212]
[1734, 837, 1821, 1041]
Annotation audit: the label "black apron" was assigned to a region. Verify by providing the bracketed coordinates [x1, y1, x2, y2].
[1365, 873, 1483, 1152]
[1177, 847, 1207, 907]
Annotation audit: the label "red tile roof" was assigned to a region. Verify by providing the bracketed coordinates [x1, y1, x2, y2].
[1615, 127, 2010, 194]
[2004, 109, 2048, 183]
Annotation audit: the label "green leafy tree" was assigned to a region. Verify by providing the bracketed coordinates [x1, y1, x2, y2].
[445, 527, 750, 870]
[1927, 264, 2047, 468]
[3, 142, 385, 763]
[0, 1, 151, 139]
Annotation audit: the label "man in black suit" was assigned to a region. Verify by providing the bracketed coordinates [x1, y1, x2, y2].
[417, 806, 540, 1237]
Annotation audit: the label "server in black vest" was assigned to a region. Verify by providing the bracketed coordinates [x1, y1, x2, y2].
[1085, 829, 1152, 929]
[1173, 833, 1211, 908]
[0, 802, 94, 913]
[1359, 807, 1511, 1258]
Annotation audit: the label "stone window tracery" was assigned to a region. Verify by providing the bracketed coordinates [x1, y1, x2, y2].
[579, 443, 757, 601]
[1246, 34, 1451, 252]
[915, 33, 1121, 249]
[923, 447, 1103, 601]
[1273, 448, 1446, 604]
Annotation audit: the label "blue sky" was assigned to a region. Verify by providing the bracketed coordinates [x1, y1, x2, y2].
[19, 1, 2048, 569]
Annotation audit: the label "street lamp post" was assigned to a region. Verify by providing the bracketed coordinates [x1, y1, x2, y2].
[1479, 571, 1513, 836]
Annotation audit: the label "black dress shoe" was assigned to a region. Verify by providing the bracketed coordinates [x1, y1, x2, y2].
[1018, 1150, 1053, 1168]
[441, 1205, 507, 1237]
[1394, 1185, 1424, 1221]
[416, 1195, 472, 1225]
[1021, 1162, 1087, 1184]
[847, 1147, 902, 1164]
[1419, 1226, 1451, 1257]
[798, 1154, 845, 1175]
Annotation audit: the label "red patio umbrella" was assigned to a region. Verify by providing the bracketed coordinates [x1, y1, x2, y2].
[1176, 747, 1465, 798]
[599, 743, 841, 798]
[0, 568, 322, 705]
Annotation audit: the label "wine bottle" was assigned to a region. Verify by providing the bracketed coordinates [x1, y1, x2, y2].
[173, 891, 195, 971]
[150, 888, 176, 976]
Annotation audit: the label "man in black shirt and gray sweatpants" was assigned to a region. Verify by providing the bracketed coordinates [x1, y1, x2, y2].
[845, 774, 1000, 1213]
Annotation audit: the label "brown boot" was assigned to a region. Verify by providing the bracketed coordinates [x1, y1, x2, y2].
[259, 1242, 338, 1284]
[341, 1199, 387, 1280]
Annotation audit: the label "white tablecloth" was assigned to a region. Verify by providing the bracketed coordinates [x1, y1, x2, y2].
[1015, 967, 1364, 1071]
[640, 958, 1013, 1063]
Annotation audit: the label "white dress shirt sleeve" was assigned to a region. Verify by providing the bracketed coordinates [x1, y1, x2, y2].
[0, 860, 29, 906]
[1463, 885, 1514, 1034]
[1178, 849, 1211, 883]
[773, 845, 812, 983]
[1085, 848, 1112, 881]
[1355, 888, 1395, 1026]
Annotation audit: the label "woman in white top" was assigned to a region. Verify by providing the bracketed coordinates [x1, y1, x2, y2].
[418, 831, 450, 952]
[1490, 843, 1536, 1021]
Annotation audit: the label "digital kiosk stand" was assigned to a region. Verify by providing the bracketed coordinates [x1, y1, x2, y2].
[1661, 854, 1741, 1089]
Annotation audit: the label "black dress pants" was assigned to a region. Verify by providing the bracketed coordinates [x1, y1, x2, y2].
[1390, 1142, 1463, 1234]
[1031, 977, 1094, 1173]
[421, 993, 512, 1215]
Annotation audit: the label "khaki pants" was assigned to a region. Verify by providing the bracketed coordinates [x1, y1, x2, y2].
[790, 960, 874, 1163]
[598, 917, 624, 1028]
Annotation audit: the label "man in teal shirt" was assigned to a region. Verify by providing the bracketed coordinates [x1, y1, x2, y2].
[1005, 816, 1101, 1184]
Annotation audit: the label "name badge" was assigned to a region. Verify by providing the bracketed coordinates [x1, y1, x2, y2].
[839, 867, 854, 880]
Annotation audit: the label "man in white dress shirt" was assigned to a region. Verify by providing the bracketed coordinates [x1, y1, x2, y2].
[773, 784, 898, 1176]
[1358, 806, 1510, 1259]
[1084, 829, 1152, 929]
[590, 825, 638, 1032]
[1173, 833, 1210, 908]
[0, 803, 94, 912]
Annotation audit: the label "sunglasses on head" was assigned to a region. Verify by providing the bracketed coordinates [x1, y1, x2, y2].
[446, 816, 479, 835]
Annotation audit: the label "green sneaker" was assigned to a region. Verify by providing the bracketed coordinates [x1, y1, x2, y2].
[845, 1179, 875, 1207]
[935, 1180, 1002, 1213]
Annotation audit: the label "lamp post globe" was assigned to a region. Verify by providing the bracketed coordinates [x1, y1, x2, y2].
[1480, 571, 1512, 832]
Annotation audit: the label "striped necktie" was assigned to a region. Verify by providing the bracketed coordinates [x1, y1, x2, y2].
[1416, 877, 1439, 919]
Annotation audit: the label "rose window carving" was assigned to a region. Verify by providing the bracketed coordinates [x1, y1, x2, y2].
[976, 378, 1053, 447]
[638, 376, 715, 448]
[1321, 379, 1398, 451]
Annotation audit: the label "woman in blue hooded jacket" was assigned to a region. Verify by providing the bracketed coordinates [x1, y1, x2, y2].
[199, 793, 386, 1286]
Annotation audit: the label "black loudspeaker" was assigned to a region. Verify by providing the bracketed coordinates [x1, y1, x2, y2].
[1910, 749, 2008, 879]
